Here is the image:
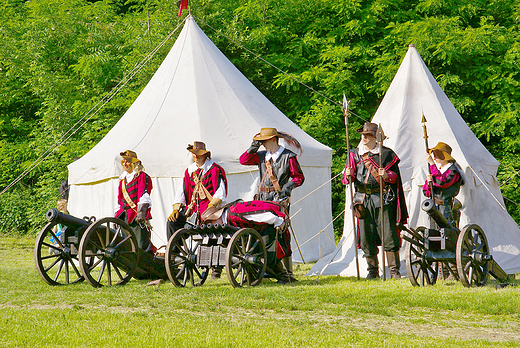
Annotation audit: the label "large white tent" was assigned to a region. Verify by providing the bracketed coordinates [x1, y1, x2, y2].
[308, 44, 520, 277]
[67, 16, 335, 262]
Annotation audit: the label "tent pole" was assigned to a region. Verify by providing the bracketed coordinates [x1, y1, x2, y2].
[343, 93, 360, 280]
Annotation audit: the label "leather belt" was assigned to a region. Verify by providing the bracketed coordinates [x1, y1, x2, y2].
[260, 186, 277, 192]
[356, 186, 380, 195]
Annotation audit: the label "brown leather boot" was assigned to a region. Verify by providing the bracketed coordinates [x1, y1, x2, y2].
[275, 260, 290, 284]
[365, 255, 379, 279]
[282, 256, 298, 282]
[386, 251, 401, 279]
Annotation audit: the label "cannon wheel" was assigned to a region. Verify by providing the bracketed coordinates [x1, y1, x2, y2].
[34, 222, 85, 285]
[405, 227, 438, 286]
[78, 218, 138, 288]
[165, 228, 209, 287]
[225, 228, 267, 288]
[456, 224, 489, 287]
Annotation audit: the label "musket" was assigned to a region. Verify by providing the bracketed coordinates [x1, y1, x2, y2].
[421, 114, 436, 208]
[343, 93, 360, 280]
[376, 123, 386, 281]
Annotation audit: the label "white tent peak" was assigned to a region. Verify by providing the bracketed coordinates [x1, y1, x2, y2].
[308, 44, 520, 277]
[67, 16, 335, 261]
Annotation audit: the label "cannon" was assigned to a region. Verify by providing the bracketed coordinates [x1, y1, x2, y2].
[401, 199, 509, 287]
[165, 223, 267, 288]
[35, 209, 270, 288]
[34, 209, 167, 287]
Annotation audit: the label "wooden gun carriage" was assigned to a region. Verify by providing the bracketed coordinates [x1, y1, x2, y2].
[35, 209, 269, 288]
[401, 199, 509, 287]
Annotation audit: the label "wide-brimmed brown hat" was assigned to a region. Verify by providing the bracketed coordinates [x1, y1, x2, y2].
[357, 122, 378, 137]
[120, 150, 140, 163]
[253, 127, 281, 141]
[429, 142, 455, 162]
[187, 141, 210, 156]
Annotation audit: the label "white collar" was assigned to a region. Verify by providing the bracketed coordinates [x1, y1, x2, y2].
[437, 162, 452, 174]
[120, 170, 138, 182]
[188, 159, 214, 175]
[266, 145, 285, 162]
[357, 141, 379, 156]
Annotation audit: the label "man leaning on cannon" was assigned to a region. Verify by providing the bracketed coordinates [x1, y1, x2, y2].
[342, 122, 408, 279]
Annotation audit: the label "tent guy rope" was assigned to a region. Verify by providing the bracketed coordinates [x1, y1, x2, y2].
[0, 18, 188, 196]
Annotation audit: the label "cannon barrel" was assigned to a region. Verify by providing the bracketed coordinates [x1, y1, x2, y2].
[46, 208, 91, 229]
[421, 199, 452, 229]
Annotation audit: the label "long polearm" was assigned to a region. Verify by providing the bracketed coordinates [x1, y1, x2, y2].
[377, 124, 386, 281]
[342, 93, 360, 280]
[421, 115, 435, 206]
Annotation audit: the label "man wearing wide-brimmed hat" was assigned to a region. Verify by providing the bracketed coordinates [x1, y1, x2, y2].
[115, 150, 154, 253]
[342, 122, 408, 279]
[239, 127, 305, 282]
[167, 141, 228, 278]
[423, 142, 464, 227]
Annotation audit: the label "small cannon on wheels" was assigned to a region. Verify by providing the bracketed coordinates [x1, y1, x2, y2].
[401, 199, 509, 287]
[165, 223, 268, 288]
[35, 209, 167, 287]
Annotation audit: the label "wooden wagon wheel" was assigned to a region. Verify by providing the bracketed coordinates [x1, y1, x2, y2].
[165, 228, 209, 287]
[34, 222, 85, 285]
[404, 227, 438, 286]
[456, 224, 489, 287]
[78, 217, 138, 288]
[225, 228, 267, 288]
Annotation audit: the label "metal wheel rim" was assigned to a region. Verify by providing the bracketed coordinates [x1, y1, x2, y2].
[34, 222, 85, 285]
[225, 228, 267, 288]
[165, 228, 209, 287]
[456, 224, 489, 287]
[404, 227, 438, 286]
[78, 217, 138, 288]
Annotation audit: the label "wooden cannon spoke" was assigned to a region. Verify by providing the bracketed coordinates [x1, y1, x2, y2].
[53, 260, 65, 283]
[44, 256, 62, 273]
[112, 262, 124, 281]
[69, 260, 82, 280]
[113, 235, 132, 250]
[95, 230, 106, 250]
[96, 260, 107, 284]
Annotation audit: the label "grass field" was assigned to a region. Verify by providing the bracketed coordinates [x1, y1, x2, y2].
[1, 235, 519, 347]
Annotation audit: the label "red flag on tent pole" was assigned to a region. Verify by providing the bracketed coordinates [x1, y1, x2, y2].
[178, 0, 188, 17]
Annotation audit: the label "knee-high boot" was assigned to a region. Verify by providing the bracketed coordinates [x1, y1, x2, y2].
[385, 251, 401, 279]
[282, 256, 297, 282]
[275, 260, 290, 284]
[365, 255, 379, 279]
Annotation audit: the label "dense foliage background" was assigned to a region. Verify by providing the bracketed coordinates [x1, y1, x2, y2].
[1, 0, 519, 238]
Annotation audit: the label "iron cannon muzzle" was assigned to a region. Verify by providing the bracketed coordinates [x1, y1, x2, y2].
[45, 208, 91, 228]
[421, 199, 453, 229]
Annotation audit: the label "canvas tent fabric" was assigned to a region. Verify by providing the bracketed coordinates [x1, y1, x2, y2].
[308, 44, 520, 277]
[67, 16, 335, 262]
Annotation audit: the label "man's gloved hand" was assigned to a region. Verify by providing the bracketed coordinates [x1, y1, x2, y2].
[247, 139, 263, 154]
[207, 197, 222, 209]
[168, 203, 182, 222]
[136, 203, 150, 223]
[279, 181, 297, 199]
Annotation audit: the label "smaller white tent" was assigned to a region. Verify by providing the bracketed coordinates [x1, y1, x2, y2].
[67, 16, 336, 262]
[308, 44, 520, 277]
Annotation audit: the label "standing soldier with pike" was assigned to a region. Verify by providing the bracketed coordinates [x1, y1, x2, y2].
[341, 122, 408, 279]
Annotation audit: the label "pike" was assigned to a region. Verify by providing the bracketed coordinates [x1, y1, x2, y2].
[376, 124, 386, 281]
[422, 114, 436, 208]
[342, 93, 360, 280]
